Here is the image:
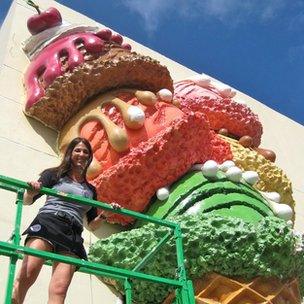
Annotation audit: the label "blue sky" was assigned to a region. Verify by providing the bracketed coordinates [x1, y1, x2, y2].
[1, 0, 303, 125]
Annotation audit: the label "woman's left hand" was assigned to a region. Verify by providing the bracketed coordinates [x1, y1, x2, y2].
[88, 213, 106, 231]
[110, 202, 121, 210]
[88, 203, 121, 231]
[98, 202, 121, 219]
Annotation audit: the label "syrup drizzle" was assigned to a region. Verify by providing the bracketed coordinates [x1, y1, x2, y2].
[25, 33, 105, 110]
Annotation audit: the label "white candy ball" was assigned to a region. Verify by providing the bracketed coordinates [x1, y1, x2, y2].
[274, 204, 293, 221]
[225, 166, 242, 182]
[230, 90, 237, 98]
[220, 87, 232, 98]
[189, 74, 211, 87]
[262, 192, 281, 203]
[287, 220, 293, 226]
[157, 89, 173, 102]
[219, 160, 235, 172]
[213, 82, 236, 98]
[127, 106, 145, 124]
[156, 187, 170, 201]
[242, 171, 259, 185]
[202, 160, 218, 177]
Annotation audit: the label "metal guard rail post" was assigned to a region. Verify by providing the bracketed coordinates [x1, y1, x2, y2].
[0, 175, 195, 304]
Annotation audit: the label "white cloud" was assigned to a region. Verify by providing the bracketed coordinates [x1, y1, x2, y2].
[123, 0, 173, 34]
[198, 0, 252, 20]
[259, 0, 285, 21]
[121, 0, 299, 34]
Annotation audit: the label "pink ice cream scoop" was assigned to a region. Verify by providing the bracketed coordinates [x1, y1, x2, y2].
[174, 80, 263, 147]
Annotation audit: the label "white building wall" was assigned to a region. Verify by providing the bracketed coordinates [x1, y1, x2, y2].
[0, 0, 303, 303]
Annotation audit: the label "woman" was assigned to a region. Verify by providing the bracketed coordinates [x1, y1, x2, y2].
[12, 137, 111, 304]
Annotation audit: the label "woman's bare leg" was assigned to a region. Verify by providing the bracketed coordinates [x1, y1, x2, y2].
[48, 256, 76, 304]
[12, 238, 53, 304]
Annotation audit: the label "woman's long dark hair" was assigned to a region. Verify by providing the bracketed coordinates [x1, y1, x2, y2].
[41, 137, 93, 181]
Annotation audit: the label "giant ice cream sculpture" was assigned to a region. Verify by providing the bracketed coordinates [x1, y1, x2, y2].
[22, 4, 304, 303]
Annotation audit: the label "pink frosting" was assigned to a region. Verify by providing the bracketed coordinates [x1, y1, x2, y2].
[174, 80, 263, 146]
[24, 33, 105, 110]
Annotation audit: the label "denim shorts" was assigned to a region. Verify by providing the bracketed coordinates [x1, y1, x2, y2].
[23, 212, 87, 260]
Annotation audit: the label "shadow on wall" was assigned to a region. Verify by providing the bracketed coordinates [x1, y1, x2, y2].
[25, 115, 58, 154]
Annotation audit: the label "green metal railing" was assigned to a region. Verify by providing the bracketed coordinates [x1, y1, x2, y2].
[0, 175, 195, 304]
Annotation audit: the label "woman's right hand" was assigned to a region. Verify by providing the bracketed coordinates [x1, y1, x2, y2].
[27, 181, 42, 193]
[23, 181, 42, 205]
